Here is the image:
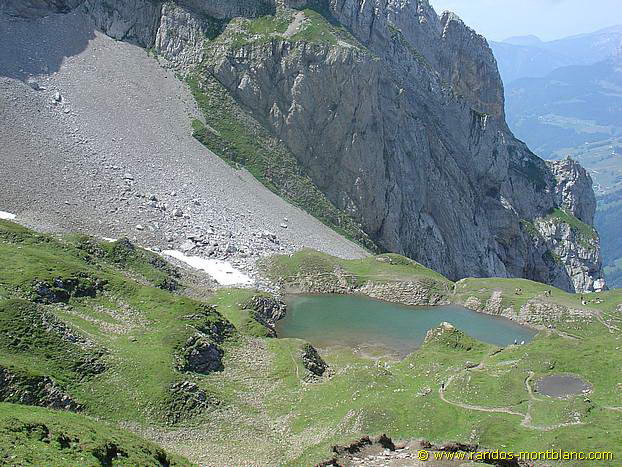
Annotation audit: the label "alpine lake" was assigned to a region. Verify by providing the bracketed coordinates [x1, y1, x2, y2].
[277, 294, 538, 358]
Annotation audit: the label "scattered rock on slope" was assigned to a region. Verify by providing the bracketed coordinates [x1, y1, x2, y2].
[0, 367, 81, 412]
[167, 380, 216, 424]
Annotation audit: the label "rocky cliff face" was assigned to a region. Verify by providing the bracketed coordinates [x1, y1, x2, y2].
[198, 0, 604, 292]
[0, 0, 82, 17]
[4, 0, 606, 292]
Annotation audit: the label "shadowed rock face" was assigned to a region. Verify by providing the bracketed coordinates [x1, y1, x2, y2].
[0, 0, 83, 17]
[3, 0, 605, 292]
[177, 334, 224, 374]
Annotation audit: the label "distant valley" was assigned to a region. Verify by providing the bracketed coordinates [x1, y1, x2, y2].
[496, 26, 622, 288]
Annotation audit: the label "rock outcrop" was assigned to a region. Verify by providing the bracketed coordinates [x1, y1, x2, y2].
[281, 265, 451, 306]
[459, 293, 595, 325]
[176, 333, 224, 374]
[79, 0, 161, 46]
[167, 380, 215, 423]
[176, 306, 232, 374]
[32, 274, 106, 304]
[244, 293, 287, 336]
[5, 0, 605, 292]
[549, 158, 597, 224]
[0, 367, 81, 411]
[300, 343, 327, 377]
[155, 2, 211, 69]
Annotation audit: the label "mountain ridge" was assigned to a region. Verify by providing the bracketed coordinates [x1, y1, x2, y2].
[491, 23, 622, 83]
[0, 0, 606, 294]
[190, 0, 604, 292]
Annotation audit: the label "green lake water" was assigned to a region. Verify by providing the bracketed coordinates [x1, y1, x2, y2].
[276, 294, 537, 357]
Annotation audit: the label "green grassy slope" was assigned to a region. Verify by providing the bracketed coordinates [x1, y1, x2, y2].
[279, 322, 622, 465]
[2, 220, 622, 465]
[262, 249, 452, 302]
[264, 249, 448, 283]
[0, 403, 188, 466]
[0, 220, 231, 425]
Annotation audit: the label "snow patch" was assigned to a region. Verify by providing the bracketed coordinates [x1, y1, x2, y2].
[0, 211, 17, 220]
[163, 250, 254, 286]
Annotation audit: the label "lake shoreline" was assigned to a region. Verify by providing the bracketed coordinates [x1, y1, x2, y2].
[281, 286, 544, 333]
[277, 294, 538, 356]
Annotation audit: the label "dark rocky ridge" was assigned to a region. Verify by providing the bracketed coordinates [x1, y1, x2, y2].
[1, 0, 606, 292]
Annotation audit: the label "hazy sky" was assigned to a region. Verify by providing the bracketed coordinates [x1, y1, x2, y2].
[429, 0, 622, 42]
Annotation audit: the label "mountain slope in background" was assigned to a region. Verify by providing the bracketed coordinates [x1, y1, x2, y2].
[491, 25, 622, 83]
[597, 189, 622, 288]
[502, 34, 543, 47]
[502, 41, 622, 288]
[0, 0, 606, 292]
[172, 0, 604, 293]
[505, 57, 622, 162]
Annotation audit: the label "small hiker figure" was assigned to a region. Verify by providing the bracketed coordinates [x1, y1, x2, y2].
[441, 382, 445, 391]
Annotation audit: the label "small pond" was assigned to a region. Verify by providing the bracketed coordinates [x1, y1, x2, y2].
[535, 375, 592, 398]
[276, 294, 537, 357]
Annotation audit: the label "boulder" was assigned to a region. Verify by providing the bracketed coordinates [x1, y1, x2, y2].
[300, 343, 327, 377]
[176, 334, 224, 374]
[167, 380, 215, 423]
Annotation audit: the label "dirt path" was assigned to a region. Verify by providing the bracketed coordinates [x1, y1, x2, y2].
[439, 373, 525, 417]
[439, 364, 585, 431]
[596, 311, 621, 334]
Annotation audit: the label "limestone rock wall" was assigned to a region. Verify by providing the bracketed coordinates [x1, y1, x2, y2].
[155, 2, 210, 68]
[199, 0, 605, 291]
[549, 158, 597, 224]
[79, 0, 162, 47]
[4, 0, 606, 292]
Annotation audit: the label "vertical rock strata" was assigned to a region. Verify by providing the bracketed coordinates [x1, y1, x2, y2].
[4, 0, 606, 292]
